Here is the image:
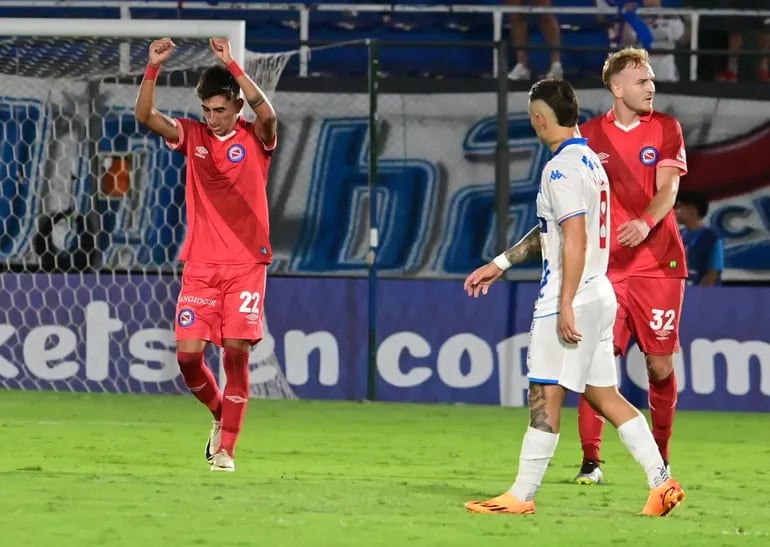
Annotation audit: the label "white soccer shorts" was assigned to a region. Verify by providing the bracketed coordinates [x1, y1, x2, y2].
[526, 277, 618, 393]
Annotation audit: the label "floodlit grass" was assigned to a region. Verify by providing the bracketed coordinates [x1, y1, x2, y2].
[2, 391, 768, 546]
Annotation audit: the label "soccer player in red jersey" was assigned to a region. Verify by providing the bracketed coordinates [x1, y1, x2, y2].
[134, 37, 277, 472]
[573, 47, 687, 484]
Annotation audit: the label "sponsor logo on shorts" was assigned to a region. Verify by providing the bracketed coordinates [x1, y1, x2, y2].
[246, 313, 260, 322]
[179, 295, 217, 307]
[654, 329, 673, 341]
[177, 308, 195, 327]
[639, 146, 659, 166]
[227, 143, 246, 163]
[597, 152, 610, 163]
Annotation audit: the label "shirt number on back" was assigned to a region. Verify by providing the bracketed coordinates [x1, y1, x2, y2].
[599, 188, 608, 249]
[649, 308, 676, 331]
[239, 291, 261, 313]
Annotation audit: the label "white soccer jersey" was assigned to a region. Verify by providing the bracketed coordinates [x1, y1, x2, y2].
[533, 138, 610, 316]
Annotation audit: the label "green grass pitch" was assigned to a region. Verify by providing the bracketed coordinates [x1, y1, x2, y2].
[1, 390, 768, 546]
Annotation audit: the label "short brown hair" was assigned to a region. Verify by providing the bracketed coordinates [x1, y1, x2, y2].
[601, 47, 651, 88]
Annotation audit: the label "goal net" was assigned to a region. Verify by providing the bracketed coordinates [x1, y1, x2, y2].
[0, 19, 297, 398]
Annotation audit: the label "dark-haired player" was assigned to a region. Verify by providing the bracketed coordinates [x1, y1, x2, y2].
[464, 78, 683, 516]
[135, 37, 277, 472]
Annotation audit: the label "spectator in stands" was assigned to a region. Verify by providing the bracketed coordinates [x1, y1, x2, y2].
[675, 191, 724, 286]
[506, 0, 564, 80]
[605, 0, 686, 81]
[715, 0, 770, 82]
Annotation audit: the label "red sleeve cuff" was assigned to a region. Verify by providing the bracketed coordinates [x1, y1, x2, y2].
[258, 133, 277, 152]
[657, 159, 687, 176]
[165, 118, 184, 150]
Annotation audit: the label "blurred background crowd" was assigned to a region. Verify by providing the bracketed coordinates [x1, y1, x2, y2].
[1, 0, 767, 82]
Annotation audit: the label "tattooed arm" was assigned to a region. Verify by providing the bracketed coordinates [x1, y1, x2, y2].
[463, 225, 542, 298]
[500, 225, 542, 268]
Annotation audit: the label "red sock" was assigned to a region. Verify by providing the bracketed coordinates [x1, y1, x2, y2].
[219, 347, 250, 457]
[577, 394, 605, 462]
[177, 351, 222, 420]
[649, 371, 677, 461]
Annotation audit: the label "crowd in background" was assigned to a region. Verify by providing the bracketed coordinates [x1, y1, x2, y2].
[504, 0, 769, 82]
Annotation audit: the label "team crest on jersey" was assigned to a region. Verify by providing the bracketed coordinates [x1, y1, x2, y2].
[227, 143, 246, 163]
[178, 308, 195, 327]
[639, 146, 659, 166]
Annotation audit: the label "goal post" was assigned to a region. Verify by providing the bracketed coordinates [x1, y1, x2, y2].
[0, 18, 296, 399]
[0, 18, 246, 68]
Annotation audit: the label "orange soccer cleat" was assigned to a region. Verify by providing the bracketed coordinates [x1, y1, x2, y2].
[641, 478, 685, 517]
[465, 492, 536, 515]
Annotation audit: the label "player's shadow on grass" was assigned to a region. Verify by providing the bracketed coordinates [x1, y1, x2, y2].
[409, 482, 492, 499]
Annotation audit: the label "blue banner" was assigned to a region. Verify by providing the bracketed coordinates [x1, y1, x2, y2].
[1, 274, 768, 412]
[2, 90, 769, 280]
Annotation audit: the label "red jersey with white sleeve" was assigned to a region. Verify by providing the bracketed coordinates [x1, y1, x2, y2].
[580, 110, 687, 279]
[167, 117, 274, 264]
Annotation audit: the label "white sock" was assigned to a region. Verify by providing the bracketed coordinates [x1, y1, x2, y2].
[617, 415, 670, 488]
[509, 427, 559, 502]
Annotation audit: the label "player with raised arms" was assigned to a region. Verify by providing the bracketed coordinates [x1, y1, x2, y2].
[463, 78, 684, 516]
[135, 37, 277, 472]
[466, 47, 687, 485]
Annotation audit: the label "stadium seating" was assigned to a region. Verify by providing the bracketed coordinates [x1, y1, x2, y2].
[0, 0, 683, 78]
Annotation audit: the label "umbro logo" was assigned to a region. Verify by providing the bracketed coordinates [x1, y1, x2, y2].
[597, 152, 610, 163]
[195, 146, 209, 159]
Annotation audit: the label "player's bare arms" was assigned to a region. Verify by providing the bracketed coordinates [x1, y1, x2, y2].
[134, 38, 181, 142]
[503, 225, 543, 266]
[558, 215, 587, 344]
[617, 165, 682, 247]
[463, 225, 542, 297]
[209, 37, 277, 148]
[136, 109, 180, 142]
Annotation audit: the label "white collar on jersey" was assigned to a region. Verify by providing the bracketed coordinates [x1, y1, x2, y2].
[605, 109, 652, 133]
[613, 120, 641, 132]
[213, 129, 237, 142]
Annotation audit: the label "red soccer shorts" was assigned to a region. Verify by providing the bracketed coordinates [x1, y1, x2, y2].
[610, 275, 685, 357]
[175, 261, 267, 346]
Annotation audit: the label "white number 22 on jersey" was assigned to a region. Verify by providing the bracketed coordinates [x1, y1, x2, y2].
[649, 308, 676, 331]
[239, 291, 261, 313]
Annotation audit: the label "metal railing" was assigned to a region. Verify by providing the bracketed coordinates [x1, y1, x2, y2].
[1, 1, 770, 80]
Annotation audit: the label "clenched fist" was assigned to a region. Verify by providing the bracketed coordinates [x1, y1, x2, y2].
[148, 37, 175, 66]
[209, 37, 234, 65]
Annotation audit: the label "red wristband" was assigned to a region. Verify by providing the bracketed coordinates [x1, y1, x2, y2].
[642, 214, 657, 230]
[144, 63, 160, 81]
[226, 60, 245, 78]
